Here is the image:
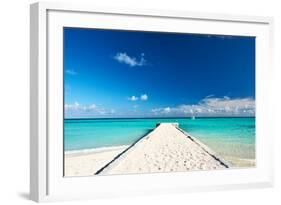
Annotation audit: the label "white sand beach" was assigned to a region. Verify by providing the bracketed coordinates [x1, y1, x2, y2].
[64, 123, 231, 177]
[64, 146, 128, 177]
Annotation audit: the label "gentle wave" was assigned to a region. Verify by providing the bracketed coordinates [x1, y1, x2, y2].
[65, 145, 129, 155]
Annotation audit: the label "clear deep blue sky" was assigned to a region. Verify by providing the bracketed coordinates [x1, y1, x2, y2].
[64, 27, 255, 118]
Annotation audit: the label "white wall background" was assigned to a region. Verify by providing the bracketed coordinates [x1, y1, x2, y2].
[0, 0, 280, 204]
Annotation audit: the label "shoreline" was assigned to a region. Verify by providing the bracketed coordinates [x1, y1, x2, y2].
[65, 147, 254, 166]
[65, 145, 130, 156]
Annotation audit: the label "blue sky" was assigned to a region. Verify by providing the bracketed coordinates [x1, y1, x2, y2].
[64, 28, 255, 118]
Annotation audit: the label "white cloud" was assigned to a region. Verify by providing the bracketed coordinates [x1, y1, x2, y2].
[151, 96, 255, 117]
[114, 52, 146, 67]
[65, 102, 114, 118]
[128, 96, 138, 101]
[140, 94, 148, 101]
[128, 94, 148, 102]
[65, 102, 80, 110]
[163, 107, 171, 113]
[65, 69, 78, 75]
[88, 104, 96, 109]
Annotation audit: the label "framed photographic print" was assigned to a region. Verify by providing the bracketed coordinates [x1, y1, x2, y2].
[30, 2, 274, 202]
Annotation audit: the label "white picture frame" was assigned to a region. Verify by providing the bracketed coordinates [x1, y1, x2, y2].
[30, 2, 274, 202]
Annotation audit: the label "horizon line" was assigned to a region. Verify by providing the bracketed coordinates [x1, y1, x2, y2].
[64, 116, 255, 120]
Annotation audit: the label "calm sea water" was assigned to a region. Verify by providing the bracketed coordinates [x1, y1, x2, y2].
[64, 118, 255, 160]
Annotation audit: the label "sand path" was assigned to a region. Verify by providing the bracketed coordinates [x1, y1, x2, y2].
[98, 123, 229, 175]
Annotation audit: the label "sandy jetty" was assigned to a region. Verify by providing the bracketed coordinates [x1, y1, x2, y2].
[96, 123, 230, 175]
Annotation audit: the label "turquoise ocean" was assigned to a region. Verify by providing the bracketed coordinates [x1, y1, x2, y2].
[64, 118, 255, 164]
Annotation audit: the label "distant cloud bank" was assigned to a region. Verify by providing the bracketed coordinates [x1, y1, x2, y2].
[114, 52, 146, 67]
[65, 96, 255, 118]
[151, 96, 255, 117]
[65, 102, 115, 118]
